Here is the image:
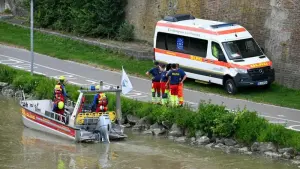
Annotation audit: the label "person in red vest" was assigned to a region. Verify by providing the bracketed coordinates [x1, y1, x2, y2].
[92, 85, 108, 112]
[160, 64, 170, 105]
[52, 84, 65, 121]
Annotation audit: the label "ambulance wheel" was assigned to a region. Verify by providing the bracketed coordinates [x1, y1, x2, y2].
[225, 79, 237, 95]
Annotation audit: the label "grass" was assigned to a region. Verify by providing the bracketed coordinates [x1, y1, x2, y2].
[2, 64, 300, 151]
[0, 21, 300, 109]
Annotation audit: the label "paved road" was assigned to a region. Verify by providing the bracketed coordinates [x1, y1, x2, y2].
[1, 44, 300, 131]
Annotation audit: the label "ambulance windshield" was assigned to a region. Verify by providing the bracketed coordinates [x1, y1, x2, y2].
[222, 38, 263, 60]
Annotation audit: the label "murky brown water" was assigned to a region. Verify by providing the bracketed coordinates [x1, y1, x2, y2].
[0, 96, 298, 169]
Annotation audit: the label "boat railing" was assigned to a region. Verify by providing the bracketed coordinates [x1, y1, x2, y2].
[66, 99, 74, 107]
[45, 110, 70, 125]
[15, 90, 26, 101]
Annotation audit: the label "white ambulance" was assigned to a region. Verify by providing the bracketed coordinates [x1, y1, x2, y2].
[153, 14, 275, 94]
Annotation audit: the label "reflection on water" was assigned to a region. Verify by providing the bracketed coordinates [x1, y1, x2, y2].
[0, 96, 298, 169]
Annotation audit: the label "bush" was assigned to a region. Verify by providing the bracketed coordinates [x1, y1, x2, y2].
[34, 77, 57, 99]
[192, 103, 229, 137]
[118, 22, 134, 41]
[212, 113, 236, 138]
[12, 75, 42, 94]
[3, 9, 12, 14]
[0, 66, 18, 84]
[23, 0, 127, 39]
[234, 110, 268, 145]
[2, 64, 300, 150]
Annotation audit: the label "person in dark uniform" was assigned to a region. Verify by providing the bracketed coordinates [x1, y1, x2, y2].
[146, 61, 162, 104]
[166, 64, 181, 107]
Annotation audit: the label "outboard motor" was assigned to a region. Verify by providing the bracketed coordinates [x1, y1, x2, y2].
[95, 114, 111, 143]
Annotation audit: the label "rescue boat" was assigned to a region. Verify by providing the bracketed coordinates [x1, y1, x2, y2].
[20, 85, 127, 143]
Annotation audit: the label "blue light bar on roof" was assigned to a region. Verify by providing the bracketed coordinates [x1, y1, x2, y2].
[210, 22, 237, 29]
[163, 14, 195, 22]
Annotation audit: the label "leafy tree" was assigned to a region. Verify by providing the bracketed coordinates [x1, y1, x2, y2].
[90, 0, 127, 38]
[22, 0, 128, 39]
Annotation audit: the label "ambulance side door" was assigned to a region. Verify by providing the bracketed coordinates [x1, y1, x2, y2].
[207, 41, 227, 85]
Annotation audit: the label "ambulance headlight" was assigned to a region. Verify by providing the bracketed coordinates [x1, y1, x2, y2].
[234, 68, 247, 74]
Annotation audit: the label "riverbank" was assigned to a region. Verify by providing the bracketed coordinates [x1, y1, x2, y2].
[1, 64, 300, 167]
[1, 21, 300, 110]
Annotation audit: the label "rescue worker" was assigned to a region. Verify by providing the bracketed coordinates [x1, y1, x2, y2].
[176, 64, 187, 107]
[55, 76, 68, 100]
[146, 61, 162, 104]
[212, 43, 219, 58]
[166, 64, 181, 107]
[92, 85, 108, 112]
[52, 84, 65, 121]
[160, 64, 169, 105]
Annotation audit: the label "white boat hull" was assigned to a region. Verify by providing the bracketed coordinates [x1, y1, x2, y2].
[22, 115, 76, 141]
[21, 107, 80, 142]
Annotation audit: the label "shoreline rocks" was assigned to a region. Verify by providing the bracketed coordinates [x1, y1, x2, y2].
[121, 115, 300, 167]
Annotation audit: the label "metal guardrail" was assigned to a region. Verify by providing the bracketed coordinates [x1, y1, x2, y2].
[15, 90, 26, 101]
[45, 110, 69, 124]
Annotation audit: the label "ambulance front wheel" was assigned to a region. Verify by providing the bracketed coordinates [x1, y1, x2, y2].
[225, 79, 237, 95]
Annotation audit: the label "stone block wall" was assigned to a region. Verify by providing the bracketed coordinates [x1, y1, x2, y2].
[0, 0, 5, 12]
[125, 0, 300, 89]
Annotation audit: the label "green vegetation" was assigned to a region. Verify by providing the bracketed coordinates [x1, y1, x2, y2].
[3, 9, 12, 14]
[1, 64, 300, 151]
[118, 22, 135, 42]
[0, 21, 300, 109]
[21, 0, 133, 40]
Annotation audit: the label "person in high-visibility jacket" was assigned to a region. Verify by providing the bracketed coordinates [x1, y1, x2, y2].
[92, 85, 108, 112]
[146, 61, 162, 104]
[176, 64, 187, 107]
[166, 64, 183, 107]
[53, 75, 68, 112]
[56, 76, 68, 98]
[212, 43, 219, 58]
[159, 64, 169, 105]
[52, 84, 65, 121]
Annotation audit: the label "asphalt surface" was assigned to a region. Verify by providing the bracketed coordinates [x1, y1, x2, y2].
[1, 44, 300, 131]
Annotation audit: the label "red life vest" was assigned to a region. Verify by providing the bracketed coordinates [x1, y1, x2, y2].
[54, 85, 65, 103]
[96, 93, 108, 112]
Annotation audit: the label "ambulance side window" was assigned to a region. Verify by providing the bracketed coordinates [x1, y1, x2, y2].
[156, 32, 167, 50]
[211, 42, 224, 59]
[166, 34, 189, 53]
[189, 38, 208, 58]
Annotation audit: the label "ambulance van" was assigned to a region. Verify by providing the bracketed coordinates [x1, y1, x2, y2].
[153, 14, 275, 94]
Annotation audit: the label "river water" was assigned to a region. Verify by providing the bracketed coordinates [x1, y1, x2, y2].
[0, 96, 298, 169]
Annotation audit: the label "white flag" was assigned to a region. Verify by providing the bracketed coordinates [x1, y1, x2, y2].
[121, 66, 133, 95]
